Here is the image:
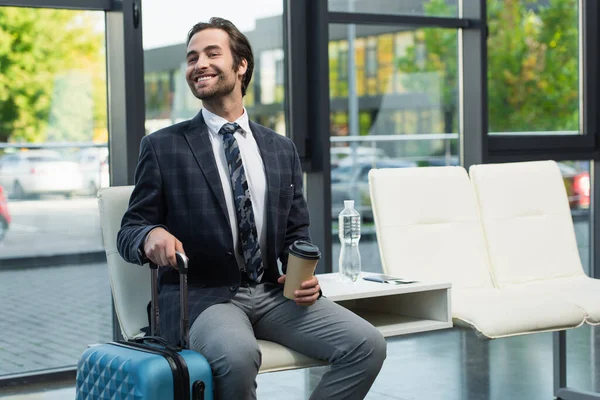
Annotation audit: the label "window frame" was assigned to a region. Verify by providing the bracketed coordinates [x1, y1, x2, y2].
[487, 1, 599, 161]
[0, 0, 144, 385]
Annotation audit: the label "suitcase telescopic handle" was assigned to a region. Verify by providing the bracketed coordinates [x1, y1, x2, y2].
[149, 252, 190, 349]
[176, 252, 190, 349]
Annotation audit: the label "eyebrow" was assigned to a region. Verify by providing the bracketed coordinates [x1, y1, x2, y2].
[186, 45, 223, 59]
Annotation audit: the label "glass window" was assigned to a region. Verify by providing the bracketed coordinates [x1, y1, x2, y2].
[365, 37, 377, 78]
[487, 0, 579, 134]
[275, 58, 284, 86]
[559, 160, 591, 274]
[339, 47, 349, 81]
[328, 0, 457, 17]
[329, 23, 459, 274]
[145, 71, 174, 121]
[260, 49, 285, 105]
[142, 1, 286, 135]
[0, 7, 110, 377]
[561, 159, 593, 395]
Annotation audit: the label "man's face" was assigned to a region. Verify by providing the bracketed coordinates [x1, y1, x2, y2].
[185, 28, 247, 101]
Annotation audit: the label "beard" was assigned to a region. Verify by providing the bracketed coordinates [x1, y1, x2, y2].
[190, 71, 237, 101]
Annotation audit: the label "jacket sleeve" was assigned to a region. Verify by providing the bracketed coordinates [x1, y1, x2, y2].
[117, 136, 168, 265]
[279, 141, 311, 273]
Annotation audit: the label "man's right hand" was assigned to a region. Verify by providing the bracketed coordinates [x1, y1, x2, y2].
[143, 227, 185, 269]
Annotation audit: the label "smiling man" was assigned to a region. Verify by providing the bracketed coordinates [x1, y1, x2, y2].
[117, 17, 386, 400]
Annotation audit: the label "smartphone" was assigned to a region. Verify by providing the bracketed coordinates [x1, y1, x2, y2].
[362, 274, 417, 284]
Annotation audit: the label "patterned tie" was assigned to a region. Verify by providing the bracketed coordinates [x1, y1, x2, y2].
[219, 122, 264, 282]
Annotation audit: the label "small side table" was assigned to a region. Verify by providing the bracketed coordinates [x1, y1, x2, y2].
[318, 272, 452, 337]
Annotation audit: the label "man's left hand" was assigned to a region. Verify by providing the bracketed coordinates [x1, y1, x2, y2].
[277, 275, 320, 306]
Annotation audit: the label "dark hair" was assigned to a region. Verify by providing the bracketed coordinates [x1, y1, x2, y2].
[187, 17, 254, 97]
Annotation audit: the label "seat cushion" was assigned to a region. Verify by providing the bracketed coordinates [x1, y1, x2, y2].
[469, 161, 585, 287]
[452, 288, 586, 339]
[369, 166, 494, 290]
[257, 340, 327, 373]
[503, 275, 600, 325]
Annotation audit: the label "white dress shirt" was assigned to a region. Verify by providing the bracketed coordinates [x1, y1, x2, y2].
[202, 108, 267, 272]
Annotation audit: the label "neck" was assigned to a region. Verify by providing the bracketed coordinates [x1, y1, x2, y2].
[202, 94, 244, 122]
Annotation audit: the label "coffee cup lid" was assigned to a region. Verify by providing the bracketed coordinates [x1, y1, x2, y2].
[289, 240, 321, 260]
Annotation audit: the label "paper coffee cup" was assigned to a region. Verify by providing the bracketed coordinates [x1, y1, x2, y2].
[283, 241, 321, 300]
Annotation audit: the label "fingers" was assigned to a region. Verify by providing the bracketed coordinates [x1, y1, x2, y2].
[300, 276, 318, 289]
[294, 283, 320, 306]
[175, 239, 185, 255]
[172, 240, 186, 270]
[294, 291, 320, 306]
[166, 247, 178, 270]
[144, 228, 183, 269]
[294, 284, 320, 299]
[277, 275, 286, 284]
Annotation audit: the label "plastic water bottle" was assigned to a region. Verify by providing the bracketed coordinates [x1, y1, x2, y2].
[338, 200, 361, 282]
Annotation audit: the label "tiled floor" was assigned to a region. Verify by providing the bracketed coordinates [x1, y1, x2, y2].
[1, 325, 599, 400]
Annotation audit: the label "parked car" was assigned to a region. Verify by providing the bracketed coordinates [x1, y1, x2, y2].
[0, 150, 85, 199]
[0, 185, 11, 241]
[557, 162, 590, 210]
[331, 158, 417, 220]
[73, 147, 109, 195]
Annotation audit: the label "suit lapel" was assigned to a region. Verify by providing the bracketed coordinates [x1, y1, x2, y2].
[184, 112, 230, 225]
[250, 121, 279, 248]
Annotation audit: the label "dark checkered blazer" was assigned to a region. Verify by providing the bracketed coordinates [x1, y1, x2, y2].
[116, 111, 311, 345]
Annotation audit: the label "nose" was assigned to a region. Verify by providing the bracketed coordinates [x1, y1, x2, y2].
[193, 54, 209, 72]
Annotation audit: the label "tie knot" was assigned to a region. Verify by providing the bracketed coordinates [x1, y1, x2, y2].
[219, 122, 242, 136]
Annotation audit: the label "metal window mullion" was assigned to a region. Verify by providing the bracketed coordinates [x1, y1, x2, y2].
[489, 134, 596, 153]
[106, 0, 145, 188]
[0, 0, 114, 10]
[301, 0, 331, 273]
[328, 11, 470, 29]
[284, 0, 308, 159]
[583, 0, 600, 280]
[460, 0, 487, 168]
[106, 0, 144, 343]
[582, 0, 598, 141]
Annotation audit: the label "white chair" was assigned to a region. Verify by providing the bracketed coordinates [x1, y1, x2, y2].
[368, 166, 585, 339]
[469, 160, 600, 326]
[97, 185, 327, 373]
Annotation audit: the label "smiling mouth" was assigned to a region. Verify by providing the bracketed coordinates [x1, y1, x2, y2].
[196, 75, 217, 84]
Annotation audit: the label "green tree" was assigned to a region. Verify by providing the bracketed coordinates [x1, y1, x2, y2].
[397, 0, 578, 133]
[0, 8, 106, 143]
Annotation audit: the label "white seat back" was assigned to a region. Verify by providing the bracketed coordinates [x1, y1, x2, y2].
[368, 166, 494, 289]
[98, 185, 149, 340]
[469, 161, 585, 287]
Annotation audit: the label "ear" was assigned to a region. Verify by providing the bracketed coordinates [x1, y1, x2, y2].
[237, 58, 248, 77]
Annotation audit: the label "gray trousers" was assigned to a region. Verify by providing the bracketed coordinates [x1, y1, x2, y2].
[189, 282, 387, 400]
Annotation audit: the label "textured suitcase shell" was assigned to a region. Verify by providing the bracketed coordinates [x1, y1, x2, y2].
[77, 254, 212, 400]
[76, 342, 213, 400]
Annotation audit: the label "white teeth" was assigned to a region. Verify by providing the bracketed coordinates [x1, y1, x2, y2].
[197, 76, 214, 82]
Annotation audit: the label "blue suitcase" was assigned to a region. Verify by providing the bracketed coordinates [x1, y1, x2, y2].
[76, 253, 213, 400]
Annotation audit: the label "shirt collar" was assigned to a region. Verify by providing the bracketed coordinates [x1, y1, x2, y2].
[202, 107, 251, 137]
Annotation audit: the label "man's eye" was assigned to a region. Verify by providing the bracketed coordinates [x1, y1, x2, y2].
[187, 58, 197, 64]
[209, 53, 218, 57]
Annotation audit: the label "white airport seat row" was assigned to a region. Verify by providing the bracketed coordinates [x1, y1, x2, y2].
[369, 160, 600, 399]
[368, 160, 597, 339]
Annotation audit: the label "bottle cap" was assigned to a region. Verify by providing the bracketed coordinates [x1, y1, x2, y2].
[344, 200, 354, 209]
[289, 240, 321, 260]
